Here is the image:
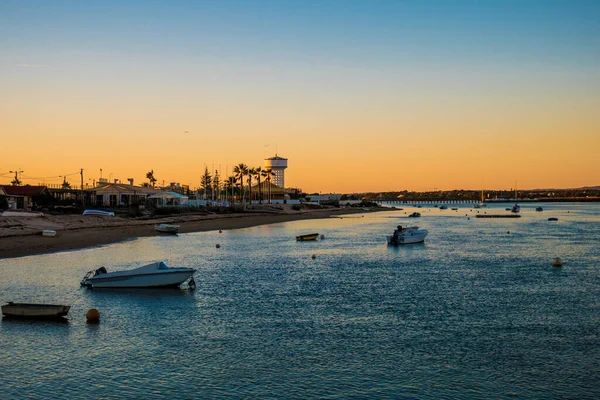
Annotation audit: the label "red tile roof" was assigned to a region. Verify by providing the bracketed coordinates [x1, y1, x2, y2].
[0, 185, 50, 197]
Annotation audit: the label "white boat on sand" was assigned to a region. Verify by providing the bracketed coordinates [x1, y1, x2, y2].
[1, 210, 44, 217]
[155, 224, 180, 234]
[83, 209, 115, 217]
[2, 302, 70, 318]
[387, 225, 428, 245]
[81, 262, 196, 289]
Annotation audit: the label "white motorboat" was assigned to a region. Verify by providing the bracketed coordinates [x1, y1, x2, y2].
[42, 229, 57, 237]
[2, 302, 70, 318]
[387, 225, 428, 245]
[81, 262, 196, 289]
[155, 224, 180, 234]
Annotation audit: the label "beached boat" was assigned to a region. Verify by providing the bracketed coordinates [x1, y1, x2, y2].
[548, 217, 558, 221]
[408, 212, 421, 217]
[296, 233, 319, 241]
[536, 207, 543, 212]
[80, 262, 196, 289]
[439, 205, 448, 210]
[1, 210, 44, 217]
[42, 229, 57, 237]
[387, 225, 428, 245]
[155, 224, 180, 234]
[83, 209, 115, 217]
[2, 302, 70, 318]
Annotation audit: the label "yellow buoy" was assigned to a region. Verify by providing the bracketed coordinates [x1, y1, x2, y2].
[86, 308, 101, 323]
[552, 257, 563, 267]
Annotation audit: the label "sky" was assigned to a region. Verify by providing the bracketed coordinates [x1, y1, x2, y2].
[1, 0, 599, 193]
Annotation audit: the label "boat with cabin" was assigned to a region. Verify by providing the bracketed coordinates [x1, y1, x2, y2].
[387, 225, 428, 245]
[81, 262, 196, 289]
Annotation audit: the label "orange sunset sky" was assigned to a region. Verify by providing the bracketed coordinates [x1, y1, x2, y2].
[1, 1, 599, 193]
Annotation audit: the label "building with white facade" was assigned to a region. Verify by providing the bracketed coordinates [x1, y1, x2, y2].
[264, 155, 288, 188]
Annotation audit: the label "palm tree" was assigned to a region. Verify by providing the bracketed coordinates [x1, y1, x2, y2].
[233, 163, 248, 205]
[262, 168, 273, 204]
[146, 170, 157, 188]
[247, 167, 257, 205]
[254, 167, 263, 204]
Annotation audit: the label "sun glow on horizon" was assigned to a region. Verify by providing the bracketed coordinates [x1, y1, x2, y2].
[1, 1, 599, 193]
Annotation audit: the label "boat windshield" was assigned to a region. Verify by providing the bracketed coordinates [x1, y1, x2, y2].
[157, 262, 169, 269]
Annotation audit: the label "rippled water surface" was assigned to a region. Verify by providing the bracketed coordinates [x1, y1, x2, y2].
[1, 203, 599, 399]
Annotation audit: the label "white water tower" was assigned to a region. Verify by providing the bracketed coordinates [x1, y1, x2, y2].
[264, 154, 288, 188]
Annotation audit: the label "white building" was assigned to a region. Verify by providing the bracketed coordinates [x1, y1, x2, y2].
[264, 154, 288, 188]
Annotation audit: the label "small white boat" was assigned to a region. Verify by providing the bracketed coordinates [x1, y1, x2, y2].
[1, 210, 44, 217]
[2, 302, 70, 318]
[155, 224, 180, 234]
[387, 225, 428, 245]
[83, 209, 115, 216]
[81, 261, 196, 289]
[42, 229, 57, 237]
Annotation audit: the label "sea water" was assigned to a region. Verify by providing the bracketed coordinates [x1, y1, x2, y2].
[0, 203, 599, 399]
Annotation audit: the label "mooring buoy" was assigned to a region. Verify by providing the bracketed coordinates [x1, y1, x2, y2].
[552, 257, 563, 267]
[86, 308, 100, 324]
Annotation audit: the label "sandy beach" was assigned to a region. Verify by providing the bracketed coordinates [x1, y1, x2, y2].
[0, 206, 389, 259]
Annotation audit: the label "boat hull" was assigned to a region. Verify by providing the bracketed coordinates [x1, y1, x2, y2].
[155, 224, 180, 234]
[296, 233, 319, 241]
[387, 233, 427, 245]
[2, 303, 70, 318]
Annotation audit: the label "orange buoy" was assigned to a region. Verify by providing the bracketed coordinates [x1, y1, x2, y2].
[86, 308, 100, 324]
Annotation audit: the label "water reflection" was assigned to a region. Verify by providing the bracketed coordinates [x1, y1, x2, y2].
[2, 316, 70, 325]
